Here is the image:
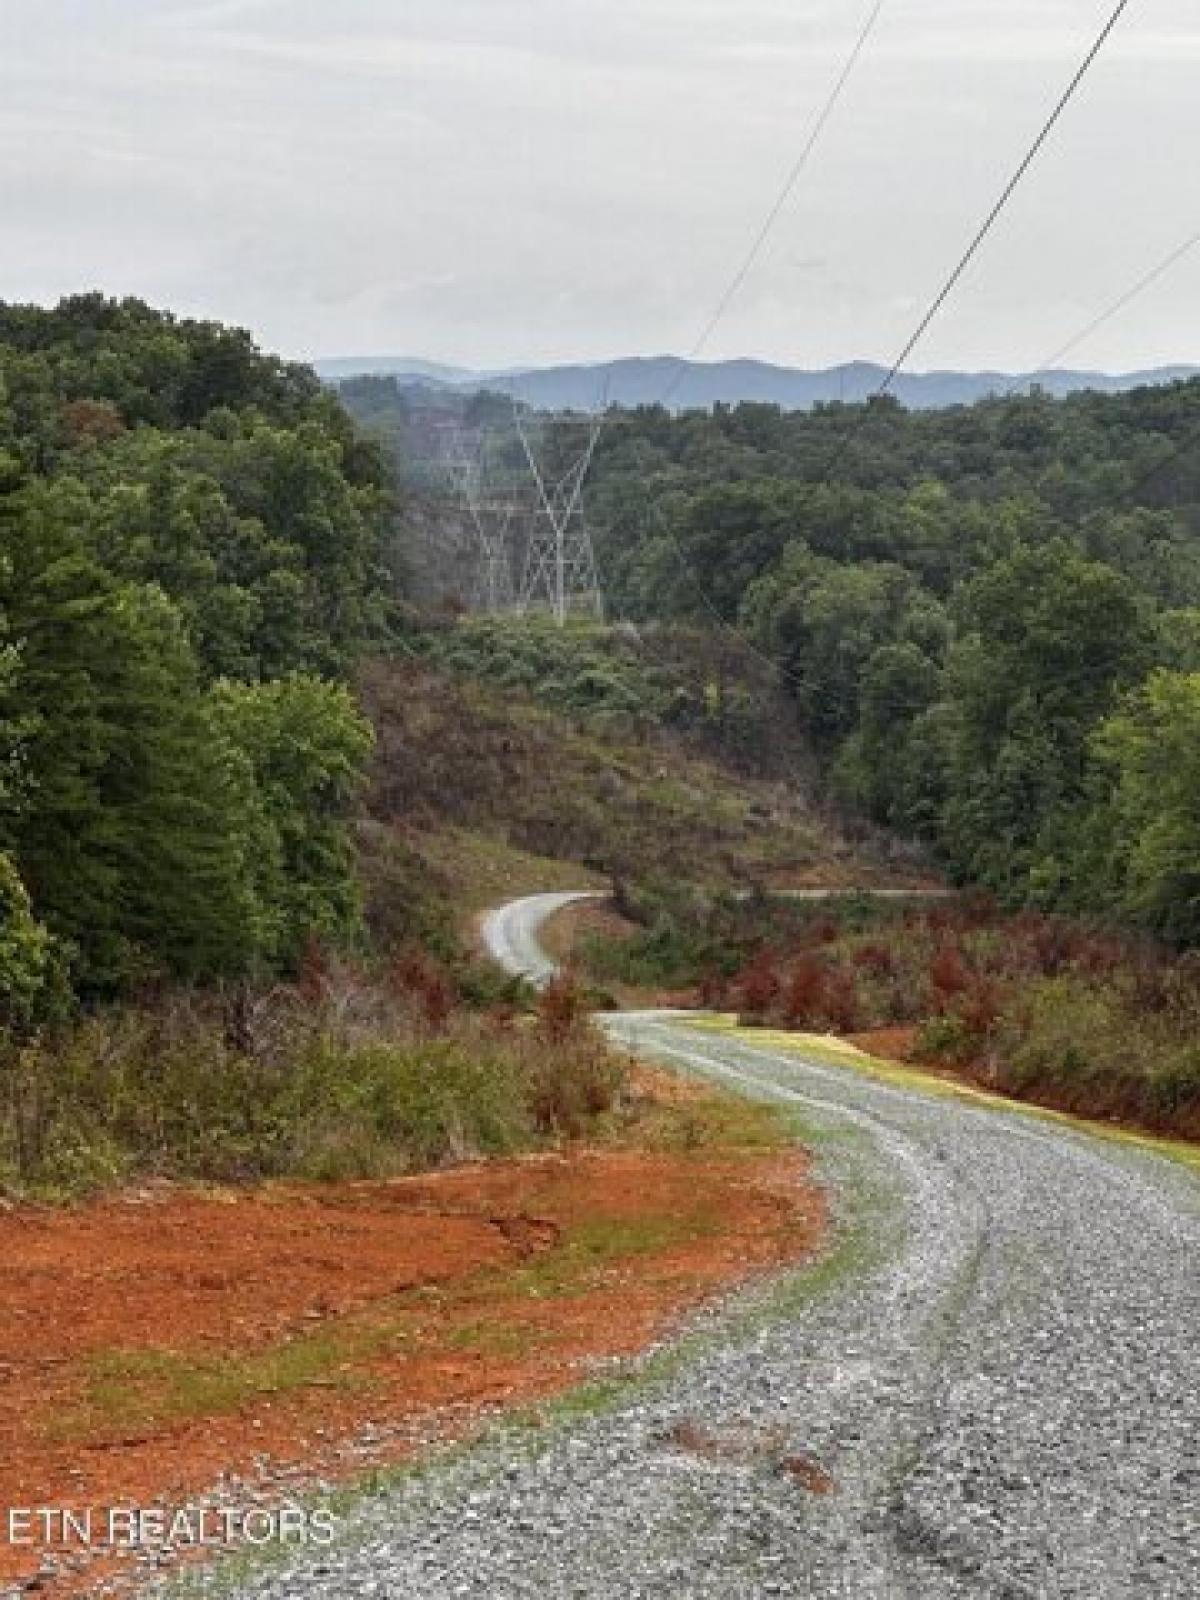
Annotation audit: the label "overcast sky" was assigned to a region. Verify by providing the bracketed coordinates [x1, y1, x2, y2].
[1, 0, 1197, 372]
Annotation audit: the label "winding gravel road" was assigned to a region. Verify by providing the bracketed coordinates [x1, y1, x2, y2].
[220, 893, 1200, 1599]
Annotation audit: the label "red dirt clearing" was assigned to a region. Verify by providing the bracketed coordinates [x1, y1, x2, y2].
[0, 1077, 824, 1595]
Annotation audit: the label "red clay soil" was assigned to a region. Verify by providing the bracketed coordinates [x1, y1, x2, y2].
[0, 1079, 824, 1595]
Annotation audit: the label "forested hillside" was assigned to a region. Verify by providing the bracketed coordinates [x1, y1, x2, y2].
[338, 376, 1200, 945]
[576, 386, 1200, 941]
[0, 295, 393, 1017]
[1, 299, 823, 1195]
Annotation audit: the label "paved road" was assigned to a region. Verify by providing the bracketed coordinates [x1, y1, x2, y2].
[221, 894, 1200, 1600]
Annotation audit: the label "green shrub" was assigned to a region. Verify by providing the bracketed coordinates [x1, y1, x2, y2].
[989, 974, 1200, 1131]
[0, 854, 58, 1032]
[915, 1011, 976, 1065]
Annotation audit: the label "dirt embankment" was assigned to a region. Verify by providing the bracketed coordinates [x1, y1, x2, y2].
[0, 1071, 823, 1596]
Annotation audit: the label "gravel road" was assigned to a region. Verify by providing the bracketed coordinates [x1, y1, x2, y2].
[213, 894, 1200, 1599]
[478, 891, 604, 988]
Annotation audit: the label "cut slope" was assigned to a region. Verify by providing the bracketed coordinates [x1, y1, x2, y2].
[360, 658, 903, 908]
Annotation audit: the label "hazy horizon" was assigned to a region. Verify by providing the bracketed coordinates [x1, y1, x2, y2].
[311, 350, 1199, 378]
[4, 2, 1199, 373]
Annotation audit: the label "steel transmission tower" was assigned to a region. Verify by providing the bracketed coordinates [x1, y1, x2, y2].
[438, 422, 519, 613]
[434, 407, 605, 622]
[513, 410, 605, 623]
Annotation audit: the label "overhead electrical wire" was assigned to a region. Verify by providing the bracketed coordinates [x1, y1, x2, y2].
[998, 224, 1200, 512]
[613, 0, 1147, 687]
[572, 0, 888, 455]
[873, 0, 1134, 402]
[1018, 226, 1200, 388]
[602, 0, 892, 672]
[506, 0, 1157, 689]
[658, 0, 890, 409]
[623, 216, 1200, 688]
[1008, 227, 1200, 510]
[614, 0, 1139, 681]
[821, 0, 1135, 477]
[501, 0, 889, 673]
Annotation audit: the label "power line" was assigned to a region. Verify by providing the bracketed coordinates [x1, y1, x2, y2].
[660, 0, 889, 409]
[627, 237, 1200, 684]
[638, 217, 1200, 677]
[626, 0, 1138, 674]
[601, 0, 891, 664]
[999, 224, 1200, 513]
[470, 9, 896, 636]
[478, 3, 1160, 683]
[821, 0, 1134, 480]
[1021, 227, 1200, 385]
[487, 3, 888, 637]
[980, 225, 1200, 507]
[635, 208, 1200, 682]
[874, 0, 1134, 401]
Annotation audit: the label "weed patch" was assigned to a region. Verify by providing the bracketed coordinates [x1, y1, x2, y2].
[0, 967, 628, 1199]
[685, 901, 1200, 1140]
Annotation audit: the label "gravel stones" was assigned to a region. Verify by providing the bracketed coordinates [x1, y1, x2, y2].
[195, 1004, 1199, 1600]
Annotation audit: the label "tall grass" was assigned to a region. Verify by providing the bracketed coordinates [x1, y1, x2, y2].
[0, 962, 627, 1198]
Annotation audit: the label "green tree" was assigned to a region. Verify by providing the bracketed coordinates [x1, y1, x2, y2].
[208, 676, 374, 968]
[1093, 671, 1200, 944]
[942, 543, 1154, 894]
[836, 641, 944, 821]
[0, 854, 54, 1032]
[751, 555, 947, 747]
[0, 496, 263, 990]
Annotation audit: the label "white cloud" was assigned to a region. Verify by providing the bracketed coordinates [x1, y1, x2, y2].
[0, 0, 1197, 370]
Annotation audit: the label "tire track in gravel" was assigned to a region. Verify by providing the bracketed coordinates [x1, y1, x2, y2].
[602, 1016, 1030, 1596]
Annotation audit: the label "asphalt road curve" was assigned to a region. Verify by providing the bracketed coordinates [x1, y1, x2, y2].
[224, 893, 1200, 1600]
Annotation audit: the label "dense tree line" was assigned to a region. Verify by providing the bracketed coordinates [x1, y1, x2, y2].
[0, 296, 392, 1017]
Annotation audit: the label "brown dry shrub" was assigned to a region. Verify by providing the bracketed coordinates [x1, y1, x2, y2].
[698, 970, 727, 1008]
[822, 967, 863, 1033]
[737, 955, 780, 1021]
[853, 942, 896, 979]
[929, 944, 972, 1008]
[389, 947, 457, 1030]
[782, 956, 827, 1028]
[536, 974, 587, 1043]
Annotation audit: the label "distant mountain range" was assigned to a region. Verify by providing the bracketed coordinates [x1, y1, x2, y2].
[313, 354, 1200, 413]
[317, 356, 472, 384]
